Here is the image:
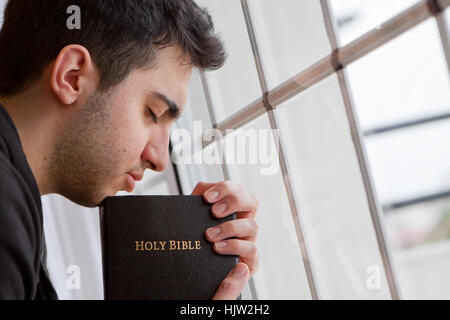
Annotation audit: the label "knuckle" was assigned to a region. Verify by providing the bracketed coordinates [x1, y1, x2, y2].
[222, 180, 232, 188]
[217, 221, 233, 237]
[251, 261, 260, 275]
[249, 243, 258, 258]
[228, 193, 240, 206]
[227, 220, 238, 234]
[248, 218, 258, 235]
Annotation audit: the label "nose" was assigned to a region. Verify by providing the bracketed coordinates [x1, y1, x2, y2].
[141, 132, 170, 173]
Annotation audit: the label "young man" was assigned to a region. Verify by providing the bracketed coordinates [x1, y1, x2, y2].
[0, 0, 259, 299]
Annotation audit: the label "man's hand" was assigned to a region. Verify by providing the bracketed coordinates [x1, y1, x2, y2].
[191, 180, 259, 300]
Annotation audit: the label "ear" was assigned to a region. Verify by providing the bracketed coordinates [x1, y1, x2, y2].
[50, 44, 97, 105]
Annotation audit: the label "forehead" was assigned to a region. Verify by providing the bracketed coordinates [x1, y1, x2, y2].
[127, 46, 193, 110]
[146, 47, 192, 94]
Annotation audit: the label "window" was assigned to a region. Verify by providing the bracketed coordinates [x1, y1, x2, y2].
[339, 6, 450, 299]
[172, 0, 450, 299]
[276, 74, 390, 299]
[330, 0, 421, 45]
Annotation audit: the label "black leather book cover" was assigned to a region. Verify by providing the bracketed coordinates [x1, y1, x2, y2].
[99, 195, 238, 300]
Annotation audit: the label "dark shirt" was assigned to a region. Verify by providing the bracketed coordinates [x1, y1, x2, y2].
[0, 103, 58, 299]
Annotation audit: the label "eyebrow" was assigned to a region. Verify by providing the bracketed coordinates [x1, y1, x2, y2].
[152, 91, 182, 120]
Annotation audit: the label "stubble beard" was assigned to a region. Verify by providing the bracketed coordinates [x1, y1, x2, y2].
[48, 89, 122, 207]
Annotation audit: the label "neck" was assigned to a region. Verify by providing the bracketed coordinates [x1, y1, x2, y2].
[1, 90, 58, 196]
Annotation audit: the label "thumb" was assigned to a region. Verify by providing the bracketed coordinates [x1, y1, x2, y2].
[212, 263, 249, 300]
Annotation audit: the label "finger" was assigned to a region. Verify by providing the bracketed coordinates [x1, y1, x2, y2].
[240, 256, 259, 277]
[212, 263, 249, 300]
[213, 239, 259, 277]
[191, 181, 217, 196]
[205, 218, 258, 242]
[211, 192, 258, 218]
[203, 180, 245, 204]
[213, 239, 258, 260]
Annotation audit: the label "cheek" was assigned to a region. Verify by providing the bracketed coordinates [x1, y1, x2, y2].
[106, 101, 148, 170]
[113, 125, 147, 165]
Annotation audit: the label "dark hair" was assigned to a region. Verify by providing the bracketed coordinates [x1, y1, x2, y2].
[0, 0, 226, 96]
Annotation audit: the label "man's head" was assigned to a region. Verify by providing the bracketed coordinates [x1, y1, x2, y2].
[0, 0, 225, 207]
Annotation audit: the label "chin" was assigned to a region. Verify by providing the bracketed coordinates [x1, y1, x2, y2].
[61, 188, 109, 208]
[60, 177, 125, 208]
[73, 196, 104, 208]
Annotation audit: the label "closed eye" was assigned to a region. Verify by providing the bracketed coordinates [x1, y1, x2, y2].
[148, 108, 158, 123]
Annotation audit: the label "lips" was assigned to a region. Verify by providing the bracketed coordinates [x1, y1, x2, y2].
[124, 172, 144, 193]
[127, 172, 144, 182]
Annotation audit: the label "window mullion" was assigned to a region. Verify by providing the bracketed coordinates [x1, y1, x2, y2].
[240, 0, 321, 300]
[320, 0, 402, 300]
[198, 69, 259, 301]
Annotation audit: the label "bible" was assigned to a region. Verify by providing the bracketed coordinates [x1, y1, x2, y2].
[99, 195, 238, 300]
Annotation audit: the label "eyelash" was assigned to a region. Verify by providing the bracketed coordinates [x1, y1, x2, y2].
[148, 108, 158, 123]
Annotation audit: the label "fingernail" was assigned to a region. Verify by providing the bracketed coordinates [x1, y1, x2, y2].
[215, 241, 228, 248]
[207, 227, 221, 238]
[213, 202, 227, 215]
[206, 190, 219, 202]
[232, 264, 248, 278]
